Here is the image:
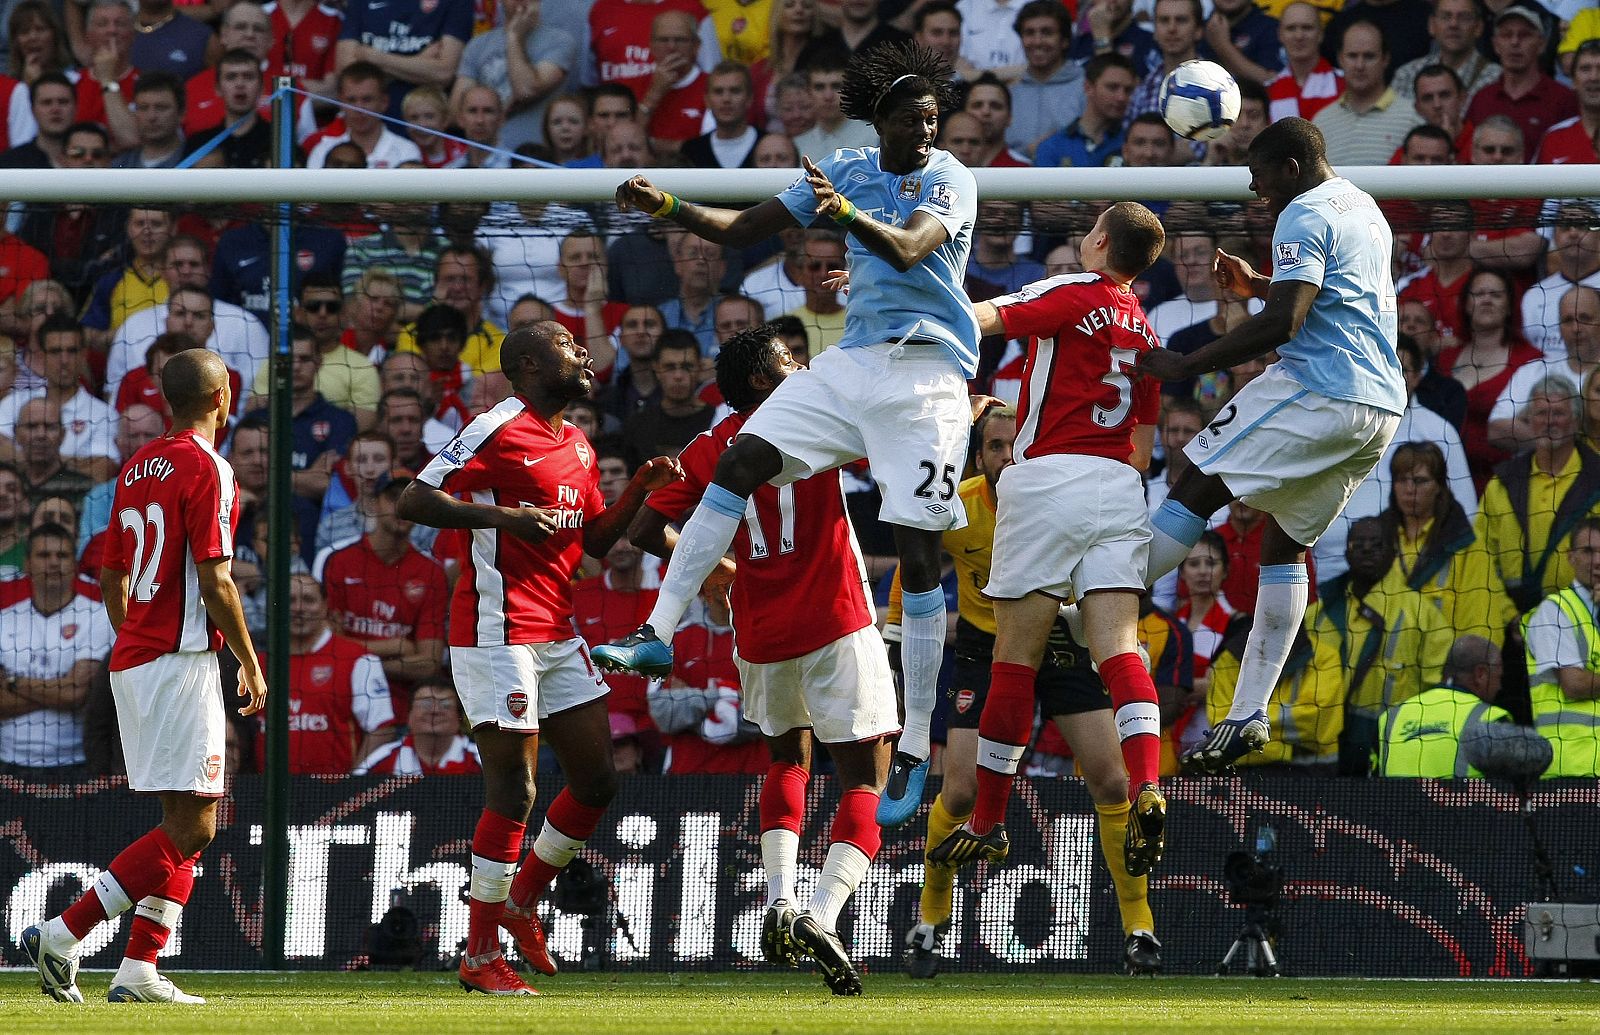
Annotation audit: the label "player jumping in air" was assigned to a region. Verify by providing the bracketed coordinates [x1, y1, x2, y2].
[1136, 118, 1404, 771]
[632, 324, 900, 996]
[399, 322, 681, 996]
[926, 204, 1172, 888]
[596, 42, 981, 827]
[887, 403, 1162, 977]
[23, 350, 267, 1004]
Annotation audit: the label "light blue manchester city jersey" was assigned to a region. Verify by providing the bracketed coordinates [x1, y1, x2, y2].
[1269, 176, 1406, 416]
[777, 146, 981, 377]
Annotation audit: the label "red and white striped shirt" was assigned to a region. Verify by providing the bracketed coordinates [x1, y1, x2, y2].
[418, 397, 604, 646]
[356, 732, 480, 775]
[1267, 60, 1343, 123]
[102, 429, 238, 670]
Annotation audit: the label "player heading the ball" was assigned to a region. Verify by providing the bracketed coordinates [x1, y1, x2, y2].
[598, 42, 982, 828]
[1137, 117, 1405, 771]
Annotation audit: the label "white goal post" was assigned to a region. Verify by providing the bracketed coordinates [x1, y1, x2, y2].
[5, 165, 1597, 204]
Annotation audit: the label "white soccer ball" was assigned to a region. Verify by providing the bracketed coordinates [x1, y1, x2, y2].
[1159, 59, 1242, 143]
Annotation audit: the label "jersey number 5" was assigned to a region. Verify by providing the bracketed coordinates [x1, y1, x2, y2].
[1093, 347, 1140, 427]
[118, 502, 167, 603]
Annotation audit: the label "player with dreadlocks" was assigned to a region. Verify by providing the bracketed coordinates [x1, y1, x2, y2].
[632, 324, 899, 995]
[602, 42, 984, 830]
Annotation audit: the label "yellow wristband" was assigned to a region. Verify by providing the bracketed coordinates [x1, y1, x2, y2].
[651, 192, 681, 218]
[832, 196, 858, 226]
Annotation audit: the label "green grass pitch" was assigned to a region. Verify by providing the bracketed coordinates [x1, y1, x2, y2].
[2, 971, 1597, 1034]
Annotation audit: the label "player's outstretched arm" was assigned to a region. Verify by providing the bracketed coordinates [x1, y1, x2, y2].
[1138, 279, 1317, 381]
[616, 175, 798, 248]
[802, 156, 949, 273]
[584, 456, 684, 557]
[197, 557, 268, 717]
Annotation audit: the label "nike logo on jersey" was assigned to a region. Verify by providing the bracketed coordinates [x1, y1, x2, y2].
[523, 456, 545, 466]
[963, 546, 984, 554]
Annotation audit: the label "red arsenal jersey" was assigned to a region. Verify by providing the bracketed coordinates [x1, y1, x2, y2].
[664, 619, 767, 774]
[647, 68, 712, 143]
[265, 1, 342, 83]
[259, 628, 393, 775]
[357, 732, 480, 775]
[589, 0, 706, 98]
[1397, 265, 1470, 343]
[993, 271, 1161, 464]
[318, 536, 447, 644]
[1535, 116, 1599, 165]
[418, 397, 604, 646]
[103, 429, 239, 670]
[646, 411, 873, 664]
[571, 570, 658, 732]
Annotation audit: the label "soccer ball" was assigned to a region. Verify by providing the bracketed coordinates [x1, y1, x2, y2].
[1159, 59, 1242, 143]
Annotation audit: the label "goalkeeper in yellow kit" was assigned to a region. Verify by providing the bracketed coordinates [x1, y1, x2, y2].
[885, 405, 1160, 976]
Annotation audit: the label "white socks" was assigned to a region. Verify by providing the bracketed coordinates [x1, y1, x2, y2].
[760, 829, 799, 907]
[1227, 564, 1309, 721]
[646, 484, 746, 647]
[808, 842, 870, 933]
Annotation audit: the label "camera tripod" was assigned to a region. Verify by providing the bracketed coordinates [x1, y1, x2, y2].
[1216, 903, 1280, 977]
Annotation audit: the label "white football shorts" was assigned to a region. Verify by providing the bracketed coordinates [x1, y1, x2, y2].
[735, 624, 900, 744]
[452, 638, 608, 732]
[739, 341, 971, 531]
[1184, 365, 1401, 547]
[111, 651, 226, 796]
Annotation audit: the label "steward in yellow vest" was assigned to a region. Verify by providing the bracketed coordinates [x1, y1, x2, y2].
[1378, 635, 1512, 777]
[1521, 520, 1600, 776]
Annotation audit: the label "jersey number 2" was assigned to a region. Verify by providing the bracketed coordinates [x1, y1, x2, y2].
[118, 502, 167, 602]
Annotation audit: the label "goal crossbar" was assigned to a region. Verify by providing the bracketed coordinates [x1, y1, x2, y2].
[9, 165, 1596, 204]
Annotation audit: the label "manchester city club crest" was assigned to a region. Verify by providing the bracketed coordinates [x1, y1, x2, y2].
[899, 176, 921, 200]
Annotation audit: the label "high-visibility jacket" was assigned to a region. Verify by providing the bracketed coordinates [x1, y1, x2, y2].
[1206, 633, 1343, 767]
[1307, 566, 1452, 718]
[1377, 685, 1511, 778]
[1523, 586, 1600, 777]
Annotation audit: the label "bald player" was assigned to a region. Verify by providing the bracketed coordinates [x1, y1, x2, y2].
[399, 321, 682, 995]
[23, 350, 265, 1004]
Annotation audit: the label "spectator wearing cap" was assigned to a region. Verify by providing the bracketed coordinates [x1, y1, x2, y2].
[355, 679, 481, 776]
[1467, 6, 1577, 157]
[1535, 40, 1600, 166]
[1313, 20, 1424, 166]
[450, 0, 578, 152]
[1391, 0, 1500, 104]
[1008, 0, 1085, 158]
[1322, 0, 1432, 74]
[1559, 7, 1600, 77]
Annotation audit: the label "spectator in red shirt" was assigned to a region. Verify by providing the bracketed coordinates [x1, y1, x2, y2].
[1535, 39, 1600, 166]
[355, 678, 482, 776]
[320, 478, 448, 716]
[261, 572, 396, 774]
[572, 534, 660, 735]
[1467, 115, 1546, 276]
[183, 2, 274, 136]
[649, 593, 767, 774]
[641, 9, 710, 156]
[1410, 65, 1474, 161]
[1398, 198, 1474, 346]
[73, 0, 138, 150]
[1466, 6, 1576, 158]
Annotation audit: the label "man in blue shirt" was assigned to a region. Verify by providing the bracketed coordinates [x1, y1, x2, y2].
[336, 0, 474, 116]
[1201, 0, 1285, 84]
[1035, 53, 1138, 168]
[1138, 117, 1404, 771]
[597, 44, 979, 985]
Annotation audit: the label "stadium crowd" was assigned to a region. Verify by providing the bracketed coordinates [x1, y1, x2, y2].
[0, 0, 1597, 783]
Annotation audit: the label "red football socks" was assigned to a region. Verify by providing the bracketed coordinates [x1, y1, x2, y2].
[971, 662, 1037, 834]
[62, 826, 188, 939]
[1100, 651, 1162, 795]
